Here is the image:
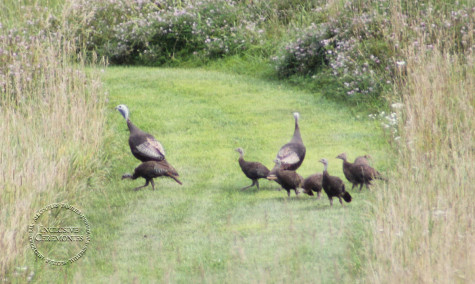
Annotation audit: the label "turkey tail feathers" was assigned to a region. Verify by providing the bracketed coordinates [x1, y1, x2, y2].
[170, 175, 183, 185]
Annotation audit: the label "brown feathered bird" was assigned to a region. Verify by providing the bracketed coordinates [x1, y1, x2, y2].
[319, 158, 352, 206]
[336, 153, 358, 190]
[235, 147, 270, 190]
[267, 159, 303, 197]
[122, 160, 182, 191]
[302, 172, 323, 199]
[267, 112, 306, 180]
[336, 153, 385, 191]
[354, 154, 371, 165]
[116, 104, 166, 162]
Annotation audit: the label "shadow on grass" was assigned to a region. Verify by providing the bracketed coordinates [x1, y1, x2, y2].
[237, 187, 283, 194]
[299, 203, 351, 211]
[222, 180, 282, 194]
[265, 195, 319, 202]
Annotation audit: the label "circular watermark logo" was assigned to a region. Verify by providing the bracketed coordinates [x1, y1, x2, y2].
[28, 203, 91, 266]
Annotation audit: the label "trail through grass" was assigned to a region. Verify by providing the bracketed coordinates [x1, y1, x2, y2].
[32, 67, 387, 282]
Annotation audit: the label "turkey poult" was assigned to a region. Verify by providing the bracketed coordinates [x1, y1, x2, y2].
[267, 112, 306, 180]
[116, 104, 166, 162]
[122, 160, 182, 191]
[267, 159, 303, 197]
[354, 154, 371, 166]
[235, 148, 270, 191]
[336, 152, 385, 191]
[302, 173, 323, 199]
[335, 153, 358, 190]
[319, 158, 352, 206]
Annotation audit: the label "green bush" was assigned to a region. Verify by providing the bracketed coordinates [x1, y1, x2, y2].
[64, 0, 473, 105]
[68, 0, 265, 65]
[273, 23, 331, 78]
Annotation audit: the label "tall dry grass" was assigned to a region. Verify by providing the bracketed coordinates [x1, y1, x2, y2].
[366, 2, 474, 282]
[0, 3, 106, 277]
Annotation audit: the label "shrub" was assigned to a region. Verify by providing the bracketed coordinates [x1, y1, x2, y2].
[273, 23, 331, 78]
[67, 0, 265, 65]
[272, 7, 394, 103]
[64, 0, 473, 105]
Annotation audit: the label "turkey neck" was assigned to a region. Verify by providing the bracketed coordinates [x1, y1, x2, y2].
[341, 157, 352, 167]
[238, 153, 245, 165]
[322, 163, 329, 177]
[126, 119, 141, 133]
[290, 117, 302, 143]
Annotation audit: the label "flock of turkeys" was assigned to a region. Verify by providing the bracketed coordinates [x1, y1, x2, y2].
[116, 105, 385, 206]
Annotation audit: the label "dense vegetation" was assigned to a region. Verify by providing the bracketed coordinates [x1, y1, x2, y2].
[0, 0, 106, 277]
[65, 0, 473, 107]
[1, 0, 473, 282]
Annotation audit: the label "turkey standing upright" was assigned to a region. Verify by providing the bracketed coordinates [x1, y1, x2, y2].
[336, 153, 358, 190]
[336, 153, 384, 191]
[235, 147, 270, 190]
[319, 158, 352, 206]
[116, 104, 166, 162]
[267, 112, 306, 181]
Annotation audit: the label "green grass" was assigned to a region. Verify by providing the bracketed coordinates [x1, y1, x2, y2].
[29, 67, 387, 283]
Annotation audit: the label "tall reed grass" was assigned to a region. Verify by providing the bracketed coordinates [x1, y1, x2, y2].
[365, 1, 474, 281]
[0, 2, 106, 277]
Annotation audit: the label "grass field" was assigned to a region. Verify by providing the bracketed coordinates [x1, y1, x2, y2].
[2, 0, 473, 282]
[27, 67, 388, 282]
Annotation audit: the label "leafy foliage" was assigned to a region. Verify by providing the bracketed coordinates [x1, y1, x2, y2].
[64, 0, 474, 104]
[273, 24, 331, 78]
[67, 0, 265, 65]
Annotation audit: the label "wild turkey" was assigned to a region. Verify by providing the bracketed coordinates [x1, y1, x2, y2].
[319, 158, 352, 206]
[122, 160, 182, 191]
[336, 153, 358, 190]
[336, 152, 385, 191]
[235, 147, 270, 190]
[354, 154, 371, 165]
[116, 104, 166, 162]
[267, 160, 303, 197]
[267, 112, 306, 180]
[302, 173, 323, 199]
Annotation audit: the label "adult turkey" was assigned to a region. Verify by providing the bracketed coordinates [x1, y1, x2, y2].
[267, 159, 303, 197]
[116, 104, 166, 162]
[302, 172, 323, 199]
[336, 152, 385, 191]
[267, 112, 306, 180]
[319, 158, 352, 206]
[122, 160, 182, 191]
[235, 147, 270, 190]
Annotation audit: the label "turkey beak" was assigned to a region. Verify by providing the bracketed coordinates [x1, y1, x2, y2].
[267, 175, 277, 181]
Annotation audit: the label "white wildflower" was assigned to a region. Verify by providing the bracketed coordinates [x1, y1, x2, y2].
[391, 102, 404, 110]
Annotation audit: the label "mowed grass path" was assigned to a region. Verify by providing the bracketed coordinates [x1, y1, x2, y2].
[59, 67, 386, 283]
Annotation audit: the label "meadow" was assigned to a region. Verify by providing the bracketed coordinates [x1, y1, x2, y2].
[30, 67, 387, 282]
[1, 0, 473, 282]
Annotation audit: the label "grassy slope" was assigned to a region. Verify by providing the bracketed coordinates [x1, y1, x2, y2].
[34, 66, 387, 282]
